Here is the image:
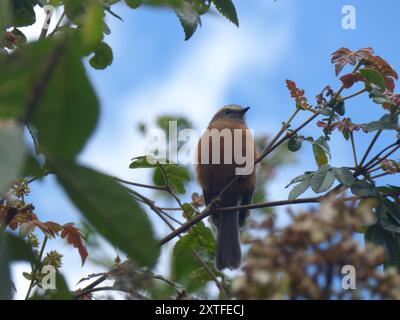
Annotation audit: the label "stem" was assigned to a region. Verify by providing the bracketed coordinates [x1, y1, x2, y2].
[115, 177, 168, 191]
[25, 236, 48, 300]
[371, 172, 392, 179]
[158, 191, 400, 246]
[365, 143, 400, 171]
[337, 88, 368, 102]
[359, 129, 382, 167]
[49, 11, 66, 37]
[350, 132, 358, 167]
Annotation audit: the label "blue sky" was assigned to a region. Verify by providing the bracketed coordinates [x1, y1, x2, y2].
[12, 0, 400, 298]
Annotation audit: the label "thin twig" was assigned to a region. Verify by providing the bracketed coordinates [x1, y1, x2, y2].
[365, 143, 400, 171]
[371, 172, 392, 180]
[350, 132, 358, 167]
[115, 177, 168, 191]
[337, 88, 368, 103]
[359, 129, 382, 167]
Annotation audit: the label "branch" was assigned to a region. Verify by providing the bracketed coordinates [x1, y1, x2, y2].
[359, 129, 382, 167]
[350, 132, 358, 167]
[365, 141, 400, 170]
[115, 177, 168, 191]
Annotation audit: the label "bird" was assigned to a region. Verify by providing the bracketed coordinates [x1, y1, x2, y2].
[196, 105, 258, 270]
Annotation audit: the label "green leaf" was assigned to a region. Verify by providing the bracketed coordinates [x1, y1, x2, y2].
[288, 136, 302, 152]
[31, 40, 99, 161]
[23, 153, 45, 178]
[212, 0, 239, 26]
[288, 177, 311, 200]
[0, 38, 99, 161]
[312, 136, 330, 167]
[365, 114, 397, 132]
[172, 222, 218, 292]
[175, 1, 200, 40]
[365, 222, 385, 247]
[0, 39, 53, 119]
[379, 199, 400, 234]
[130, 155, 159, 169]
[367, 223, 400, 271]
[49, 159, 160, 267]
[0, 232, 36, 299]
[350, 180, 377, 197]
[333, 101, 345, 116]
[0, 0, 12, 35]
[310, 166, 335, 193]
[13, 0, 36, 27]
[0, 121, 26, 196]
[125, 0, 141, 8]
[312, 144, 328, 167]
[285, 173, 311, 188]
[332, 167, 354, 187]
[81, 0, 105, 51]
[360, 68, 386, 91]
[89, 41, 113, 70]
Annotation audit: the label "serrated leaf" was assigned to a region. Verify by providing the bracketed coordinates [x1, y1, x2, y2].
[175, 1, 200, 40]
[212, 0, 239, 26]
[332, 167, 354, 187]
[89, 42, 113, 70]
[360, 68, 386, 91]
[310, 167, 335, 193]
[288, 177, 311, 200]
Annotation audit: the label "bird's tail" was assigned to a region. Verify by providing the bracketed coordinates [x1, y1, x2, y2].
[215, 211, 241, 270]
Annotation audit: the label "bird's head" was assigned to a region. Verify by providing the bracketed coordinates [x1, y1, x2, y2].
[210, 105, 250, 123]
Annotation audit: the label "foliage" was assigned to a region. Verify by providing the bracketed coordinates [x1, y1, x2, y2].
[235, 199, 400, 300]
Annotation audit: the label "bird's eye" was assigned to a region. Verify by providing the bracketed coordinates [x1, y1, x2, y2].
[224, 109, 233, 114]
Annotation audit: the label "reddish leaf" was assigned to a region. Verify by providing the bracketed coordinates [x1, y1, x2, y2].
[367, 56, 398, 91]
[61, 223, 88, 266]
[339, 72, 363, 89]
[331, 47, 374, 76]
[285, 80, 309, 109]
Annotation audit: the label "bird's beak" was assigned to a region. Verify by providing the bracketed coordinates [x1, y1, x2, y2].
[239, 106, 250, 116]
